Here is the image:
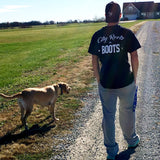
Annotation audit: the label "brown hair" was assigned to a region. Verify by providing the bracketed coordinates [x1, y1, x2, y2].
[105, 1, 121, 23]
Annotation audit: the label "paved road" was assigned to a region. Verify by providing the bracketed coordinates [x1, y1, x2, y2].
[51, 21, 160, 160]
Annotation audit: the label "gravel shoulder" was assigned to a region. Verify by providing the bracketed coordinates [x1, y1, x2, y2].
[51, 21, 160, 160]
[133, 21, 160, 160]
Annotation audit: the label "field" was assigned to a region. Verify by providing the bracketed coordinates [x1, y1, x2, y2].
[0, 20, 146, 159]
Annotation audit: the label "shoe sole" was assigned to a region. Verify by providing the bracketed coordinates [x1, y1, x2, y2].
[128, 139, 140, 148]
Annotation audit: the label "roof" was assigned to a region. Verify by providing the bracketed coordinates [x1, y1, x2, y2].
[123, 1, 160, 12]
[154, 3, 160, 11]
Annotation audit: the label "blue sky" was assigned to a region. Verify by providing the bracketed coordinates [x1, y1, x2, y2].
[0, 0, 159, 23]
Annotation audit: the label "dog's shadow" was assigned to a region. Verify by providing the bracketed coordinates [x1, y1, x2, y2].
[0, 116, 56, 146]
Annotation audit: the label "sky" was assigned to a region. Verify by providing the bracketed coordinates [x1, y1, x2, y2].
[0, 0, 160, 23]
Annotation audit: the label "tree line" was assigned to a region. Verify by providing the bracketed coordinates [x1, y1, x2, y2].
[0, 21, 55, 29]
[0, 18, 105, 29]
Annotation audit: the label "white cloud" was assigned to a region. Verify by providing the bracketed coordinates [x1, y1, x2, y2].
[0, 5, 31, 13]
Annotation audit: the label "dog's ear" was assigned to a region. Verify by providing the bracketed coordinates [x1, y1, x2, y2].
[58, 82, 65, 88]
[53, 84, 59, 93]
[58, 82, 70, 94]
[57, 83, 64, 95]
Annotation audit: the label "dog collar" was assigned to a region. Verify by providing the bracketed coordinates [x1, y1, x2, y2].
[59, 84, 63, 95]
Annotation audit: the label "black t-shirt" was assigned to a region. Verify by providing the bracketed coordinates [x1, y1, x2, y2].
[88, 25, 141, 89]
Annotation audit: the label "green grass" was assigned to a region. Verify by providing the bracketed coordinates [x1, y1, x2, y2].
[0, 20, 144, 97]
[0, 23, 103, 93]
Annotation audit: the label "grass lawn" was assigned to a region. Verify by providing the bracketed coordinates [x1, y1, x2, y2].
[0, 23, 97, 93]
[0, 20, 147, 159]
[0, 21, 145, 93]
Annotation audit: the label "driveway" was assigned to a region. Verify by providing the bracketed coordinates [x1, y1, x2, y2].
[51, 21, 160, 160]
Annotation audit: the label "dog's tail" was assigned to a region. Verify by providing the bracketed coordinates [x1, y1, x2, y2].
[0, 92, 22, 100]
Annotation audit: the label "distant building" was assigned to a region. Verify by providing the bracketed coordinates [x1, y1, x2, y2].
[123, 1, 160, 20]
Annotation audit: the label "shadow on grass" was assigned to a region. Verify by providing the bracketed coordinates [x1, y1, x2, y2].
[0, 116, 56, 146]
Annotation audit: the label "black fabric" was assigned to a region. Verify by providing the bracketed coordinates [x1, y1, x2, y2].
[88, 25, 141, 89]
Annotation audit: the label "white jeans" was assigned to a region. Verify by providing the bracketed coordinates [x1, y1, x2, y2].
[98, 82, 139, 157]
